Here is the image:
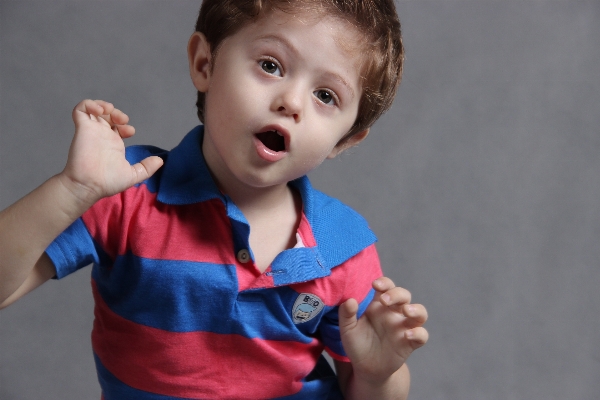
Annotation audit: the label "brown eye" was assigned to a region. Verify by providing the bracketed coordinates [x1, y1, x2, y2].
[314, 90, 334, 105]
[260, 60, 281, 76]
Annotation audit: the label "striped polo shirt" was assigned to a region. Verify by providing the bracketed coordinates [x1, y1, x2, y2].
[46, 126, 382, 399]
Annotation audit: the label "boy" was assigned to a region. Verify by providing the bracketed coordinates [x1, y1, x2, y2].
[0, 0, 428, 398]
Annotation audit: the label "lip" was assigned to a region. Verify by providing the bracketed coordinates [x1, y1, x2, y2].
[253, 124, 290, 162]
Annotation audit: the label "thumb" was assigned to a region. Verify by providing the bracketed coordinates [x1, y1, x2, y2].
[128, 156, 164, 187]
[338, 298, 359, 334]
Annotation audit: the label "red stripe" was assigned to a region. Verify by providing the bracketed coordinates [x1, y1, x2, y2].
[91, 281, 322, 399]
[325, 349, 350, 363]
[237, 264, 275, 291]
[83, 186, 237, 264]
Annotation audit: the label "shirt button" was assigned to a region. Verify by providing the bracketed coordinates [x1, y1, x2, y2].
[237, 249, 251, 263]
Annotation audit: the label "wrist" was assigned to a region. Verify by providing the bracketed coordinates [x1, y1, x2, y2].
[344, 364, 410, 400]
[53, 173, 101, 217]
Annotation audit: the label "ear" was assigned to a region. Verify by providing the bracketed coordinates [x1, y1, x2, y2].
[188, 32, 212, 92]
[327, 128, 370, 159]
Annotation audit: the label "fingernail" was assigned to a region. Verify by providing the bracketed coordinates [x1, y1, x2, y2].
[381, 294, 391, 304]
[406, 330, 414, 339]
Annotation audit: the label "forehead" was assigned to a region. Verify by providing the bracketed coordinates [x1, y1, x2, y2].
[243, 8, 366, 66]
[264, 7, 364, 42]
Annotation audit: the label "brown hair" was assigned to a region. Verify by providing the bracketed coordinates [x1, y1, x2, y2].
[194, 0, 404, 142]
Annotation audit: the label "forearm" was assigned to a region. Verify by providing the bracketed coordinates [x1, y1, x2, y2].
[342, 364, 410, 400]
[0, 174, 94, 304]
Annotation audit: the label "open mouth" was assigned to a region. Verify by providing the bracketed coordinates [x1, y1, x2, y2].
[256, 130, 286, 152]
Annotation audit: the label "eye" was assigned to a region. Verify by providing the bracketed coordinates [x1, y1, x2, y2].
[313, 89, 336, 105]
[260, 60, 282, 77]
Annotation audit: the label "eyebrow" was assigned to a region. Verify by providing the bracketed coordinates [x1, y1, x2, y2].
[323, 71, 355, 101]
[255, 34, 356, 101]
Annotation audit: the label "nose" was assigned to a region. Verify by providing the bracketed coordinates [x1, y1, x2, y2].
[272, 83, 303, 122]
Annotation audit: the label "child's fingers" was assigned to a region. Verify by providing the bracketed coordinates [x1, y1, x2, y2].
[97, 104, 131, 133]
[72, 99, 130, 127]
[379, 286, 411, 308]
[72, 99, 105, 122]
[105, 105, 130, 126]
[373, 277, 402, 307]
[405, 326, 429, 350]
[402, 303, 428, 328]
[90, 99, 115, 116]
[72, 99, 136, 140]
[72, 100, 114, 131]
[372, 276, 396, 292]
[113, 124, 136, 139]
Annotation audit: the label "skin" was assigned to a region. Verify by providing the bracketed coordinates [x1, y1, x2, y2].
[0, 8, 428, 400]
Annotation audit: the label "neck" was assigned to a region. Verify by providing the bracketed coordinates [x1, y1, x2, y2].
[200, 135, 293, 215]
[227, 180, 293, 217]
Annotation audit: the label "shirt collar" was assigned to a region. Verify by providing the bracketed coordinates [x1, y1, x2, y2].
[156, 125, 222, 205]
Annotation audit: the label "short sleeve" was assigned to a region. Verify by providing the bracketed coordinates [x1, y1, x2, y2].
[45, 217, 99, 279]
[318, 244, 383, 362]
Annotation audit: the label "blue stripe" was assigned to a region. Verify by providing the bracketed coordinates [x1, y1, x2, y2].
[93, 253, 329, 343]
[46, 217, 99, 279]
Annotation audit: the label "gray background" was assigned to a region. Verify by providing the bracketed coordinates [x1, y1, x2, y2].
[1, 1, 599, 399]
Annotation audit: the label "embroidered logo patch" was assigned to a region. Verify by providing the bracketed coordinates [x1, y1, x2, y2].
[292, 293, 324, 324]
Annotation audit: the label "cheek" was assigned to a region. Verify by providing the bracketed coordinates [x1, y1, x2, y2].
[214, 78, 263, 122]
[299, 138, 339, 167]
[205, 81, 253, 129]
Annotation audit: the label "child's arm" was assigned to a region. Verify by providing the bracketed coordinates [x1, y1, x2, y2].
[0, 100, 163, 308]
[335, 277, 429, 400]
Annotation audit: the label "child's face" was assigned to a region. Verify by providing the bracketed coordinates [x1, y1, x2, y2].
[190, 9, 368, 192]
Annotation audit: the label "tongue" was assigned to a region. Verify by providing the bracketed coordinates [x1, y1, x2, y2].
[257, 131, 285, 152]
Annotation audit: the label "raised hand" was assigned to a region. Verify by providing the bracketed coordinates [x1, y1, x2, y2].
[338, 277, 429, 384]
[60, 99, 163, 206]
